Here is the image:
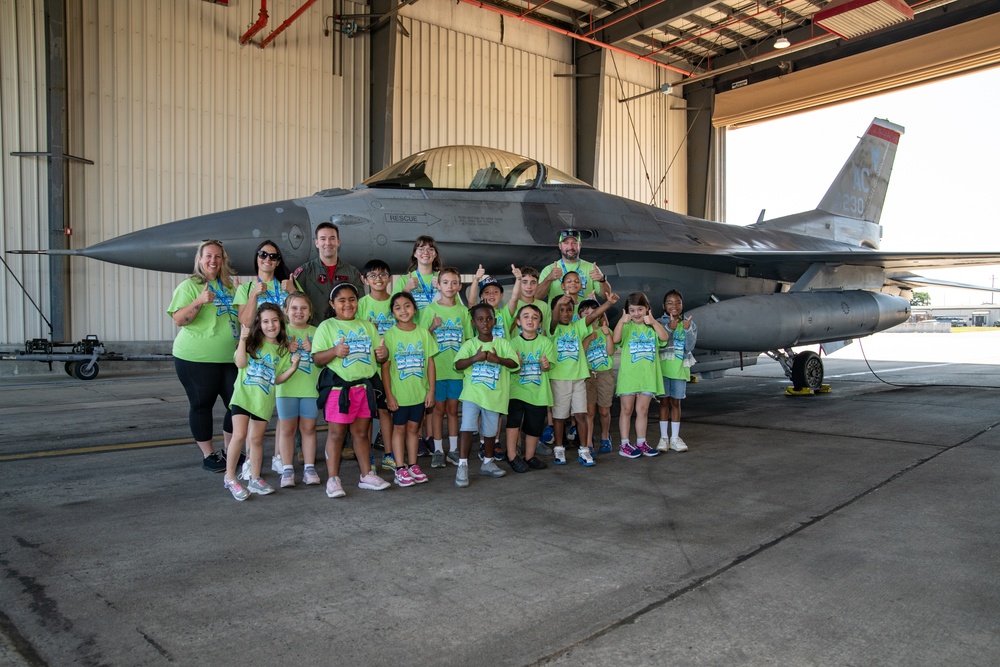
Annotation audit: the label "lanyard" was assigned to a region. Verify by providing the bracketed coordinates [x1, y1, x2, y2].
[415, 270, 433, 294]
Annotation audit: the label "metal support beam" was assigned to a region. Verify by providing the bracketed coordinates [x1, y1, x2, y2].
[45, 0, 69, 340]
[574, 47, 604, 186]
[369, 0, 398, 175]
[684, 82, 715, 220]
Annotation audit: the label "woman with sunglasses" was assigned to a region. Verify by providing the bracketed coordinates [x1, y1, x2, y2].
[234, 241, 302, 328]
[167, 240, 241, 473]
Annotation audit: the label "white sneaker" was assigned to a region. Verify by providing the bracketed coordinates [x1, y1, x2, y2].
[553, 446, 567, 465]
[359, 471, 390, 491]
[669, 436, 688, 452]
[656, 437, 670, 452]
[238, 459, 253, 481]
[578, 446, 595, 467]
[271, 455, 283, 473]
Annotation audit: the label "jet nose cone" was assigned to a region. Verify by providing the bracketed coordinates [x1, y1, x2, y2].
[79, 200, 312, 274]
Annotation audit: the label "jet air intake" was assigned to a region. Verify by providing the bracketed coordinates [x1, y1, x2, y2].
[689, 291, 911, 351]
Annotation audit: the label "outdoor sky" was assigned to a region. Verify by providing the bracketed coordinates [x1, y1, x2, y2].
[725, 65, 1000, 306]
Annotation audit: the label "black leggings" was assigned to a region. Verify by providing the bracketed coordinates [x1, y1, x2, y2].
[174, 357, 238, 442]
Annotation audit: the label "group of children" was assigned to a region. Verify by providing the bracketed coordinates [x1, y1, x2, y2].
[219, 234, 698, 502]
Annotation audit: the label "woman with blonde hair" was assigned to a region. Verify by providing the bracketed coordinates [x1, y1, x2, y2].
[167, 240, 241, 472]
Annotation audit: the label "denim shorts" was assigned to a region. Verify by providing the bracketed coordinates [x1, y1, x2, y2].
[663, 377, 687, 400]
[276, 396, 319, 421]
[460, 401, 500, 438]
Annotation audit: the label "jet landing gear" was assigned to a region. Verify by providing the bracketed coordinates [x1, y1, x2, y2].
[766, 349, 831, 395]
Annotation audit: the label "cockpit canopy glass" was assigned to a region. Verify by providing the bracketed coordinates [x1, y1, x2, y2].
[361, 146, 591, 191]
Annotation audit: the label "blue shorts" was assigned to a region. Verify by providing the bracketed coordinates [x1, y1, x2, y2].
[276, 396, 319, 421]
[391, 403, 426, 426]
[460, 401, 500, 438]
[435, 379, 463, 402]
[663, 377, 687, 400]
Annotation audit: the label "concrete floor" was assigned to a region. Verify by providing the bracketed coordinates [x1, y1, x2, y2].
[1, 332, 998, 666]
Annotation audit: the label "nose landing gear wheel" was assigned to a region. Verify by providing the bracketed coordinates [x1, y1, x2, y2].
[74, 362, 100, 381]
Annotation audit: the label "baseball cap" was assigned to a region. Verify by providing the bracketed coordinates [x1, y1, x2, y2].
[558, 229, 582, 242]
[478, 275, 503, 293]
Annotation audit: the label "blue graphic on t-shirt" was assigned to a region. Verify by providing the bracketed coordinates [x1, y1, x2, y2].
[628, 330, 657, 363]
[256, 279, 289, 309]
[492, 320, 507, 338]
[518, 350, 542, 386]
[244, 353, 277, 394]
[292, 336, 313, 374]
[395, 343, 426, 380]
[435, 318, 464, 352]
[340, 329, 373, 368]
[556, 331, 580, 362]
[471, 361, 501, 390]
[586, 337, 609, 369]
[209, 281, 237, 318]
[369, 311, 396, 336]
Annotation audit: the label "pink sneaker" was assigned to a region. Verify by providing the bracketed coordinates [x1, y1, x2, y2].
[359, 470, 390, 491]
[635, 441, 660, 457]
[409, 464, 428, 483]
[394, 467, 415, 487]
[302, 467, 321, 485]
[325, 476, 346, 498]
[619, 442, 641, 459]
[224, 477, 249, 501]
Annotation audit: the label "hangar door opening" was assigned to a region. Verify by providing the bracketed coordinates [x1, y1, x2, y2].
[713, 12, 1000, 129]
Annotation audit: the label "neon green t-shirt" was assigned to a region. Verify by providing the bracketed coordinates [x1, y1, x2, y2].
[313, 317, 380, 382]
[659, 322, 692, 381]
[383, 325, 439, 407]
[539, 259, 600, 300]
[507, 334, 555, 407]
[454, 337, 519, 413]
[585, 328, 614, 372]
[167, 277, 239, 363]
[277, 324, 318, 398]
[358, 294, 396, 337]
[549, 319, 591, 381]
[417, 301, 472, 381]
[232, 278, 296, 311]
[230, 340, 292, 419]
[392, 271, 439, 310]
[616, 322, 664, 395]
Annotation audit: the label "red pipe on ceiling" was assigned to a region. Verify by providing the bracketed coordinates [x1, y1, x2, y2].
[240, 0, 269, 45]
[457, 0, 692, 75]
[259, 0, 319, 49]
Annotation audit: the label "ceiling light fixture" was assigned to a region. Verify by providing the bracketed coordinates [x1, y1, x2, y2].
[773, 9, 790, 49]
[774, 36, 790, 49]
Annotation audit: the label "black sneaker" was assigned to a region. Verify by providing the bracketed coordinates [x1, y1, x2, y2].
[507, 456, 530, 474]
[202, 452, 226, 473]
[525, 456, 548, 470]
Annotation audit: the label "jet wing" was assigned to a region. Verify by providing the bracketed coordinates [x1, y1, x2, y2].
[884, 271, 1000, 292]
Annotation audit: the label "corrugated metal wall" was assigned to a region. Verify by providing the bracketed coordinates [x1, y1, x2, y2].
[1, 0, 49, 343]
[2, 0, 689, 346]
[60, 0, 368, 343]
[597, 51, 688, 213]
[393, 12, 575, 173]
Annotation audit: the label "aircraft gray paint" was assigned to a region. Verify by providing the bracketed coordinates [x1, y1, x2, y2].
[40, 118, 1000, 389]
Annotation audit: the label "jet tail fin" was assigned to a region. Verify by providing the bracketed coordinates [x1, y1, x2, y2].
[817, 118, 904, 225]
[751, 118, 904, 250]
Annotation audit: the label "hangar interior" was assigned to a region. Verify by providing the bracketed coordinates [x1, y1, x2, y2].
[1, 0, 998, 349]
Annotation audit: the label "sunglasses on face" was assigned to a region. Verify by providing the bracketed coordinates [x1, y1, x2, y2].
[257, 250, 281, 261]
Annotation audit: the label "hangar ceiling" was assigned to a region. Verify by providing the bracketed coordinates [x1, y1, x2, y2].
[458, 0, 999, 93]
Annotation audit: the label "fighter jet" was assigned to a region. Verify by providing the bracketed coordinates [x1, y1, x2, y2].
[39, 118, 1000, 390]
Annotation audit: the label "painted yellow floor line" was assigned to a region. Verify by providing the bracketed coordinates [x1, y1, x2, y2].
[0, 426, 330, 462]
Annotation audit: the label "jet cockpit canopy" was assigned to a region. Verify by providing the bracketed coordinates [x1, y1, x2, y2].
[360, 146, 591, 191]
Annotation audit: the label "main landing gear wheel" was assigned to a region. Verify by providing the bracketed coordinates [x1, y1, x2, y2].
[791, 351, 824, 391]
[74, 361, 100, 381]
